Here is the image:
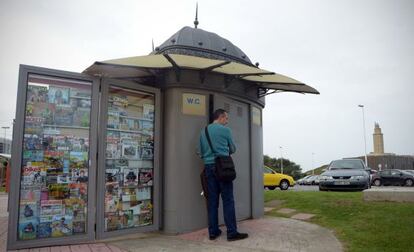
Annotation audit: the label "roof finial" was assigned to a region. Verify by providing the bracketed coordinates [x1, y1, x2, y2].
[194, 2, 199, 29]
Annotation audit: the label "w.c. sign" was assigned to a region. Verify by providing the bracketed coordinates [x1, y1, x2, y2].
[182, 93, 206, 116]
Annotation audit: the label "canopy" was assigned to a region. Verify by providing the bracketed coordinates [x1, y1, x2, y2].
[84, 54, 319, 95]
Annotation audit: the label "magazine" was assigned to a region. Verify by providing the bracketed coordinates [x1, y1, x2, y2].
[123, 168, 138, 185]
[54, 105, 74, 126]
[137, 187, 151, 200]
[143, 104, 154, 120]
[107, 111, 120, 129]
[18, 219, 38, 240]
[47, 184, 70, 200]
[71, 168, 88, 183]
[24, 134, 42, 150]
[27, 85, 48, 103]
[72, 221, 85, 233]
[37, 222, 52, 238]
[49, 86, 70, 105]
[121, 139, 139, 159]
[138, 169, 153, 186]
[69, 151, 88, 169]
[73, 107, 90, 127]
[51, 215, 73, 237]
[20, 186, 41, 201]
[19, 201, 39, 220]
[105, 168, 122, 183]
[69, 87, 91, 99]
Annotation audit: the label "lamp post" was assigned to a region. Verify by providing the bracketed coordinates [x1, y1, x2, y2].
[312, 152, 315, 175]
[279, 146, 283, 174]
[358, 105, 368, 166]
[1, 126, 9, 153]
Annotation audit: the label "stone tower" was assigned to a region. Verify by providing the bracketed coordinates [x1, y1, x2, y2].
[373, 123, 384, 154]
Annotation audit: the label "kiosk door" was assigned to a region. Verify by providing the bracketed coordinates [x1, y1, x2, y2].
[8, 65, 99, 250]
[214, 95, 252, 220]
[96, 78, 160, 239]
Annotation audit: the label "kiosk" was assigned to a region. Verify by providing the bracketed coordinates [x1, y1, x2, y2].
[8, 25, 318, 249]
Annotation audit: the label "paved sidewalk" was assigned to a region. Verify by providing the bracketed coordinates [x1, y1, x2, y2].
[1, 192, 342, 252]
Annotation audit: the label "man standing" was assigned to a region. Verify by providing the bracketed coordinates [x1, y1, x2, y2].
[198, 109, 248, 241]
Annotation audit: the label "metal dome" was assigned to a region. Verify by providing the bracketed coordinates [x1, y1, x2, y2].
[153, 26, 253, 65]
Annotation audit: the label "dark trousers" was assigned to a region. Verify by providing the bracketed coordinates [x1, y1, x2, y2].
[205, 163, 237, 238]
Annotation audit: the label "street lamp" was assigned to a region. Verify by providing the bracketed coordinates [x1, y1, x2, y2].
[358, 105, 368, 166]
[1, 126, 9, 153]
[279, 146, 283, 174]
[312, 152, 315, 175]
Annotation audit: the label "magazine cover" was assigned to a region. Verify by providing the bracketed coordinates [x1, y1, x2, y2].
[18, 219, 38, 240]
[24, 134, 42, 150]
[37, 222, 52, 238]
[20, 186, 41, 201]
[69, 183, 88, 199]
[105, 194, 120, 213]
[119, 117, 130, 131]
[51, 215, 73, 237]
[138, 169, 153, 186]
[57, 175, 70, 184]
[69, 87, 91, 99]
[137, 187, 151, 201]
[54, 104, 74, 126]
[138, 212, 152, 226]
[105, 212, 119, 231]
[105, 168, 122, 183]
[140, 120, 153, 133]
[127, 118, 140, 131]
[107, 111, 120, 129]
[121, 139, 139, 159]
[27, 84, 48, 103]
[40, 200, 63, 217]
[143, 104, 154, 120]
[106, 142, 121, 159]
[71, 168, 88, 183]
[27, 102, 55, 125]
[48, 184, 70, 200]
[49, 86, 70, 105]
[22, 161, 43, 185]
[111, 94, 129, 108]
[73, 107, 90, 127]
[70, 137, 89, 152]
[123, 167, 138, 185]
[119, 210, 134, 228]
[69, 151, 88, 169]
[44, 151, 65, 173]
[72, 221, 86, 233]
[19, 201, 39, 220]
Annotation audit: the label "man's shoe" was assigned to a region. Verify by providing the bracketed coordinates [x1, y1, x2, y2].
[227, 232, 248, 241]
[209, 230, 222, 240]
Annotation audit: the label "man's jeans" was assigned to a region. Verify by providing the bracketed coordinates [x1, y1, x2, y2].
[205, 163, 237, 237]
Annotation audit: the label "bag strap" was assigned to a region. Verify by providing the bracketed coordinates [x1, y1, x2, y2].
[205, 126, 218, 155]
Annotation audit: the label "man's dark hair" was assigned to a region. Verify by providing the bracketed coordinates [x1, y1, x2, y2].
[213, 109, 227, 120]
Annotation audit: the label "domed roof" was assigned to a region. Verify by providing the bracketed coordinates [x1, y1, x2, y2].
[153, 26, 252, 65]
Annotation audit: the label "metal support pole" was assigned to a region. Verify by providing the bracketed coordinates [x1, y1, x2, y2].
[279, 146, 283, 174]
[358, 105, 368, 167]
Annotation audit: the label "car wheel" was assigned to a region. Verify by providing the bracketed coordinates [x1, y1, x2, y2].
[319, 186, 327, 191]
[404, 179, 413, 187]
[373, 179, 381, 186]
[279, 180, 289, 190]
[267, 186, 276, 190]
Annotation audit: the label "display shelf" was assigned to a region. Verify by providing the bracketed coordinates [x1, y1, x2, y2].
[106, 128, 152, 135]
[43, 124, 90, 130]
[118, 115, 153, 122]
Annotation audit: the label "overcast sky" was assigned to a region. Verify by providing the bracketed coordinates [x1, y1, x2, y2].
[1, 0, 413, 171]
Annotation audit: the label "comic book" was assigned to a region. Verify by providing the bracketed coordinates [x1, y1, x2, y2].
[48, 86, 70, 105]
[51, 215, 73, 237]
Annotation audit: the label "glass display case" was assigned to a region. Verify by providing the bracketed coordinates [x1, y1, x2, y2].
[17, 74, 93, 240]
[103, 86, 155, 231]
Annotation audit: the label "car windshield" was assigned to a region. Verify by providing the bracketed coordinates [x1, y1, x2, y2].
[329, 160, 364, 170]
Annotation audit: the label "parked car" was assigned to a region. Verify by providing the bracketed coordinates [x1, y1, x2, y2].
[303, 175, 320, 185]
[263, 166, 295, 190]
[297, 175, 312, 185]
[319, 159, 371, 191]
[371, 169, 414, 187]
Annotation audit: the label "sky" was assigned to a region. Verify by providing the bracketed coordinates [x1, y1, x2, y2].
[0, 0, 413, 171]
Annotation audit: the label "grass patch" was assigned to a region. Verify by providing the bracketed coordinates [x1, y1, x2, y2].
[265, 191, 414, 252]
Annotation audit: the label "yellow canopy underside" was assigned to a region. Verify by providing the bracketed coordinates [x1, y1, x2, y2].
[84, 54, 319, 94]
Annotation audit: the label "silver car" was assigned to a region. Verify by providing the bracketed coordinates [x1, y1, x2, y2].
[319, 159, 371, 191]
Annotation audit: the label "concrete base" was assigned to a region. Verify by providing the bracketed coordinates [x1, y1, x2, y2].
[364, 187, 414, 202]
